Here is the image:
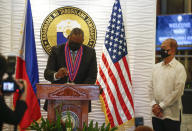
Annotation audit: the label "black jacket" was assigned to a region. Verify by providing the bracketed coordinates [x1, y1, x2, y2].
[0, 95, 27, 131]
[44, 44, 97, 84]
[43, 44, 97, 111]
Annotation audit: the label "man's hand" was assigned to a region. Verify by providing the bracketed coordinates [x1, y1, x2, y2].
[55, 67, 69, 79]
[152, 104, 163, 118]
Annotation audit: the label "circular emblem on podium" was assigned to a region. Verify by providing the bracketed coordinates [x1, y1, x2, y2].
[40, 6, 97, 55]
[61, 111, 79, 129]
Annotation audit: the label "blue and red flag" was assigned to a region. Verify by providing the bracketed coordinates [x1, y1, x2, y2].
[13, 0, 41, 130]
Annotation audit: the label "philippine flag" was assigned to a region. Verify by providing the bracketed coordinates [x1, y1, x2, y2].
[56, 20, 81, 45]
[13, 0, 41, 130]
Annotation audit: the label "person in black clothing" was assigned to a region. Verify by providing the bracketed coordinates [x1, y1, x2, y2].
[0, 54, 27, 131]
[44, 28, 97, 84]
[43, 28, 97, 111]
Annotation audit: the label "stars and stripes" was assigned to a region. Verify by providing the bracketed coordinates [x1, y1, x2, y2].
[96, 0, 134, 127]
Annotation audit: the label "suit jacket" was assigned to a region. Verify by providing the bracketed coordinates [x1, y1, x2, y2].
[43, 43, 97, 111]
[44, 44, 97, 84]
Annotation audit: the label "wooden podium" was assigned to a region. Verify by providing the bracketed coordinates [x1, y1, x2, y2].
[36, 83, 99, 129]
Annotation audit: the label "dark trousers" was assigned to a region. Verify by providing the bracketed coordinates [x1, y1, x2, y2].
[152, 117, 181, 131]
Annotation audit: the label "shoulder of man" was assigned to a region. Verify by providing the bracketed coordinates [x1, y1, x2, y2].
[154, 61, 163, 67]
[56, 43, 66, 49]
[151, 61, 163, 71]
[50, 44, 65, 54]
[174, 59, 186, 71]
[82, 44, 95, 52]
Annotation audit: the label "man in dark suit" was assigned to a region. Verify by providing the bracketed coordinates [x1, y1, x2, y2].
[43, 28, 97, 111]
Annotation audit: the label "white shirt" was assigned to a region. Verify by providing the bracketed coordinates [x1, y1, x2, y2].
[149, 58, 187, 121]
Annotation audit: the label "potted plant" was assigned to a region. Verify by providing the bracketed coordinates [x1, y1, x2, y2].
[28, 111, 117, 131]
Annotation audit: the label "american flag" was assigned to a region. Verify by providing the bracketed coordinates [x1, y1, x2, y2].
[96, 0, 134, 127]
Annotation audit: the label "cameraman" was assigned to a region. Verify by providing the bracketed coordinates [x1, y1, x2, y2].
[0, 54, 27, 131]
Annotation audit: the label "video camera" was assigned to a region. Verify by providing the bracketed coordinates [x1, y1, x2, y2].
[1, 56, 24, 94]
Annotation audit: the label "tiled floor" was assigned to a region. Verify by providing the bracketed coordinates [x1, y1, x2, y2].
[181, 114, 192, 131]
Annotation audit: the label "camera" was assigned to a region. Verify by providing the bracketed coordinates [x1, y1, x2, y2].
[1, 56, 24, 94]
[1, 77, 24, 94]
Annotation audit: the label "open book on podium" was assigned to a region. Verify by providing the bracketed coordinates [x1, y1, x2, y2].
[36, 83, 100, 129]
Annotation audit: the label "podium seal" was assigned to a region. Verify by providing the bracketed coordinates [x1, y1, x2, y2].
[61, 111, 79, 129]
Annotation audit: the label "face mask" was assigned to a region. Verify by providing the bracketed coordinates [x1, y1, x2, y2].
[69, 41, 82, 51]
[160, 48, 170, 59]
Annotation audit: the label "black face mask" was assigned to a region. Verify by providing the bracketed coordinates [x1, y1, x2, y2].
[160, 48, 170, 59]
[69, 41, 82, 51]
